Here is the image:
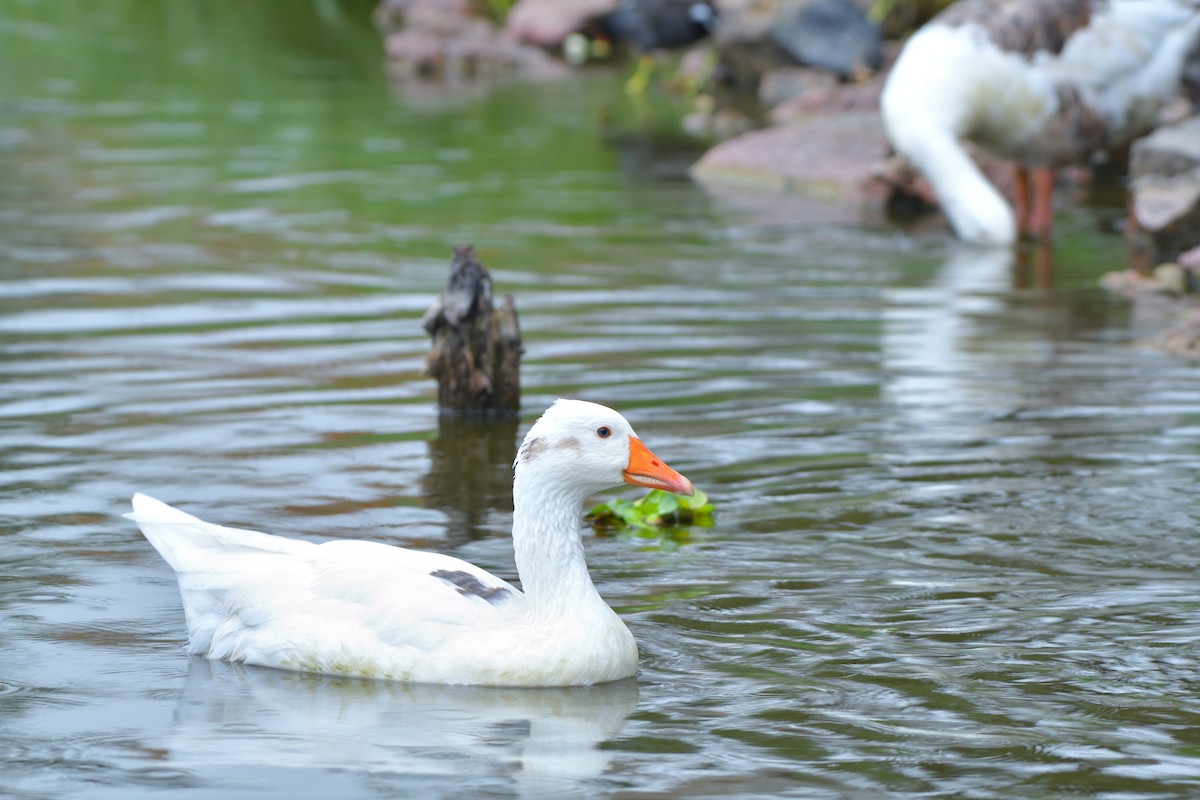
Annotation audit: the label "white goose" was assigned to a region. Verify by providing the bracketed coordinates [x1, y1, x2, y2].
[128, 399, 694, 687]
[881, 0, 1200, 244]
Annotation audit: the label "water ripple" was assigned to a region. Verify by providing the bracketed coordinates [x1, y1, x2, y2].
[4, 8, 1200, 798]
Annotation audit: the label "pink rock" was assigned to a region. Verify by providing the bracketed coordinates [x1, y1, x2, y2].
[1133, 172, 1200, 232]
[1128, 117, 1200, 261]
[768, 72, 882, 121]
[505, 0, 619, 45]
[378, 0, 566, 81]
[375, 0, 476, 33]
[690, 110, 886, 193]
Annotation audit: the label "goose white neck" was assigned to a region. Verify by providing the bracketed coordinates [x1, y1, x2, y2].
[907, 132, 1017, 245]
[510, 467, 607, 615]
[881, 23, 1020, 246]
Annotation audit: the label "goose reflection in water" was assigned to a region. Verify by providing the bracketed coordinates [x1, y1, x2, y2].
[881, 244, 1019, 429]
[168, 659, 639, 798]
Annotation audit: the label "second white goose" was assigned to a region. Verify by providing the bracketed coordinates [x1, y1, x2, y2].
[881, 0, 1200, 244]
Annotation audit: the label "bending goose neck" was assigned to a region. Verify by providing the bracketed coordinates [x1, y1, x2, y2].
[912, 132, 1016, 245]
[510, 468, 604, 613]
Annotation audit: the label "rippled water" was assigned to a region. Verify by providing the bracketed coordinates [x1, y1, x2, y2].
[5, 4, 1200, 799]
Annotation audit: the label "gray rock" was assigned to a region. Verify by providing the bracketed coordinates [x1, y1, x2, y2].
[1130, 116, 1200, 262]
[505, 0, 620, 45]
[377, 0, 562, 81]
[770, 0, 880, 78]
[715, 0, 879, 88]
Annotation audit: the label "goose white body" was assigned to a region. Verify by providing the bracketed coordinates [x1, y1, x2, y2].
[129, 400, 694, 687]
[881, 0, 1200, 244]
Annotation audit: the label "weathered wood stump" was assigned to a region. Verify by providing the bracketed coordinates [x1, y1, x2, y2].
[422, 244, 522, 417]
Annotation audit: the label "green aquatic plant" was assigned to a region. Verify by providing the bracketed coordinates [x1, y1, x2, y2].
[587, 488, 715, 531]
[869, 0, 955, 30]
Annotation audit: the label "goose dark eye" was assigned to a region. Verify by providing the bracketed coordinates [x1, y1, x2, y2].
[596, 426, 612, 439]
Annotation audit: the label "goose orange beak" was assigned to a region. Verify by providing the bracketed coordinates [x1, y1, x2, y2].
[624, 437, 694, 496]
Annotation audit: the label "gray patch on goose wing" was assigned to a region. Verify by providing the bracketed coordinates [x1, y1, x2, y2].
[431, 569, 512, 605]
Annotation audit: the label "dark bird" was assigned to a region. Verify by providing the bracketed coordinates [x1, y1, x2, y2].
[602, 0, 717, 94]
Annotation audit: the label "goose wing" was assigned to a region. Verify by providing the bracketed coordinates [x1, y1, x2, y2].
[129, 493, 524, 669]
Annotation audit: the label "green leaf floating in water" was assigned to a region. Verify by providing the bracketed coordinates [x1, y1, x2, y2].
[586, 488, 715, 533]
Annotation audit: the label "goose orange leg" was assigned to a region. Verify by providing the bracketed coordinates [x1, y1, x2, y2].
[1028, 166, 1056, 240]
[1013, 165, 1031, 238]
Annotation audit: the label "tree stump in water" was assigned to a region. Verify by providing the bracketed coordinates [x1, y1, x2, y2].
[422, 244, 522, 417]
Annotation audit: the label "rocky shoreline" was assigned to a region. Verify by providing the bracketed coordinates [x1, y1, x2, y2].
[375, 0, 1200, 354]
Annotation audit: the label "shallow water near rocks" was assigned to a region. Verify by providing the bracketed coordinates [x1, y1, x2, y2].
[4, 4, 1200, 799]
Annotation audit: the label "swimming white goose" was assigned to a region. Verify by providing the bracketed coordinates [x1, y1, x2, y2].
[881, 0, 1200, 244]
[128, 399, 694, 687]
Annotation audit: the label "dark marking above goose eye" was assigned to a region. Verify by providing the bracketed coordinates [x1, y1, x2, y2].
[596, 426, 612, 439]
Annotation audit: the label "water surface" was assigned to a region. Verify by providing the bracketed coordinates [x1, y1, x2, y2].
[4, 3, 1200, 799]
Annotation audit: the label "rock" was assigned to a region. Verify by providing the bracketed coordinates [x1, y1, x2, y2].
[423, 245, 523, 417]
[1129, 116, 1200, 263]
[758, 66, 838, 108]
[690, 56, 932, 216]
[1153, 262, 1189, 294]
[374, 0, 474, 32]
[1099, 268, 1166, 299]
[1134, 173, 1200, 231]
[691, 48, 1024, 224]
[689, 109, 887, 195]
[1183, 28, 1200, 106]
[1132, 116, 1200, 175]
[505, 0, 620, 45]
[767, 66, 882, 120]
[682, 103, 755, 140]
[1100, 262, 1200, 300]
[377, 0, 563, 81]
[714, 0, 879, 89]
[769, 0, 880, 78]
[714, 0, 798, 46]
[1153, 310, 1200, 359]
[1181, 244, 1200, 270]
